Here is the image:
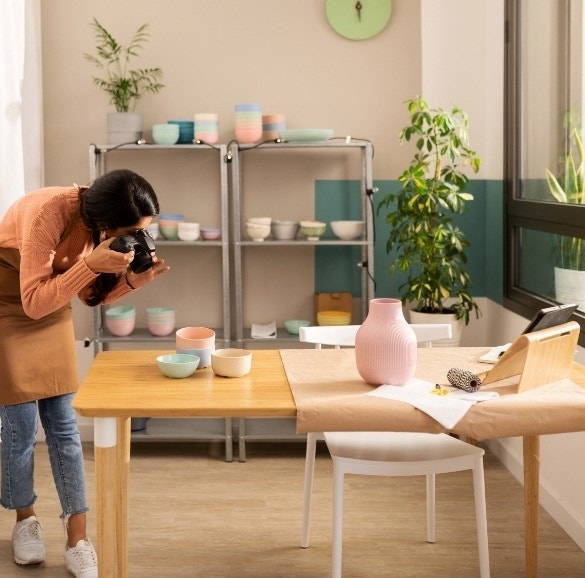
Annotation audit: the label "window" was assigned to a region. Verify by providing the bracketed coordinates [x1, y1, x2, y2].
[505, 0, 585, 342]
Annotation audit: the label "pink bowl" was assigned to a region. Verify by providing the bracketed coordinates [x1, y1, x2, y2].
[176, 326, 216, 349]
[105, 317, 135, 337]
[147, 321, 175, 337]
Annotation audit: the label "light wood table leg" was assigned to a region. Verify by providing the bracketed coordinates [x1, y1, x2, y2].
[94, 417, 130, 578]
[523, 435, 540, 578]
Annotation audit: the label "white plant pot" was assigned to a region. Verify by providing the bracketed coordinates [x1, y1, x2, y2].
[554, 267, 585, 312]
[107, 112, 144, 145]
[408, 309, 464, 347]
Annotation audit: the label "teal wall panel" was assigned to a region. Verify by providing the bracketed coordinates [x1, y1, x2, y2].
[315, 179, 505, 304]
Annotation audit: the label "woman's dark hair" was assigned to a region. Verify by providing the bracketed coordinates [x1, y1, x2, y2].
[80, 169, 160, 306]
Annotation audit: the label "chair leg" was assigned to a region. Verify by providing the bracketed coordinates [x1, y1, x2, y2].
[426, 473, 436, 543]
[301, 432, 318, 548]
[472, 460, 490, 578]
[331, 462, 345, 578]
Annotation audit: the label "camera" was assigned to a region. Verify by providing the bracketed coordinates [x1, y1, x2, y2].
[110, 229, 156, 274]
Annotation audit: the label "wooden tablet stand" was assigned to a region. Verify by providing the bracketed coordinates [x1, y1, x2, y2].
[482, 321, 580, 392]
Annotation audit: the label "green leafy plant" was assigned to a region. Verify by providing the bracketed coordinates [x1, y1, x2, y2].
[84, 18, 164, 113]
[377, 97, 481, 325]
[545, 127, 585, 270]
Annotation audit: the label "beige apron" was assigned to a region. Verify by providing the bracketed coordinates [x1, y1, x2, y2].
[0, 248, 78, 405]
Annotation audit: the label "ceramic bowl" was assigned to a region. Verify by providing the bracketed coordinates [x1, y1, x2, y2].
[105, 305, 136, 320]
[177, 222, 200, 241]
[156, 353, 199, 378]
[176, 326, 216, 350]
[330, 220, 365, 241]
[317, 310, 352, 326]
[246, 223, 271, 242]
[105, 317, 136, 337]
[151, 124, 179, 145]
[146, 307, 176, 336]
[271, 220, 300, 240]
[176, 346, 214, 368]
[201, 228, 221, 240]
[284, 319, 311, 335]
[300, 220, 327, 241]
[211, 348, 252, 377]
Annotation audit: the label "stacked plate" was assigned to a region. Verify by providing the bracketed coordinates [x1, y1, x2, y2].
[168, 120, 194, 144]
[317, 310, 352, 326]
[235, 103, 262, 144]
[278, 129, 334, 143]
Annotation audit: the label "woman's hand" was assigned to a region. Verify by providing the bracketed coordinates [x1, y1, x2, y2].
[84, 237, 134, 274]
[125, 256, 170, 290]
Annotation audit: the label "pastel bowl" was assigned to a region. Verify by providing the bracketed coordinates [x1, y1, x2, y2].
[147, 321, 176, 337]
[317, 310, 352, 326]
[246, 217, 272, 226]
[284, 319, 311, 335]
[176, 326, 216, 350]
[330, 220, 365, 241]
[201, 228, 221, 240]
[300, 220, 327, 241]
[156, 353, 199, 378]
[211, 348, 252, 378]
[246, 223, 271, 242]
[176, 346, 214, 368]
[105, 317, 136, 337]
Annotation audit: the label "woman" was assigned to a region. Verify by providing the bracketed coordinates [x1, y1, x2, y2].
[0, 169, 169, 577]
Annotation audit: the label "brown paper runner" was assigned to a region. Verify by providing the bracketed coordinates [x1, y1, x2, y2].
[279, 348, 585, 439]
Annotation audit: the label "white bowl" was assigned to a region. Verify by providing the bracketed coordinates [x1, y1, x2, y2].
[271, 220, 300, 240]
[330, 220, 365, 240]
[246, 223, 271, 241]
[211, 348, 252, 377]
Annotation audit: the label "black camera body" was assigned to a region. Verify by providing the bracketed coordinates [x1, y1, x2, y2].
[110, 229, 156, 274]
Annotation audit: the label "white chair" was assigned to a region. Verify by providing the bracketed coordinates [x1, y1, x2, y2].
[299, 324, 490, 578]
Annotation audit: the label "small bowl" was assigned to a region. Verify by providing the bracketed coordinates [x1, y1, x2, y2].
[147, 321, 176, 337]
[105, 305, 136, 320]
[300, 220, 327, 241]
[284, 319, 311, 335]
[330, 220, 365, 241]
[246, 217, 272, 226]
[271, 220, 300, 240]
[159, 225, 179, 240]
[152, 124, 180, 145]
[156, 353, 199, 379]
[211, 348, 252, 378]
[201, 228, 221, 240]
[105, 317, 136, 337]
[246, 223, 271, 242]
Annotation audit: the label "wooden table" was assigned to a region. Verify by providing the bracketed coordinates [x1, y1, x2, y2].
[73, 348, 585, 577]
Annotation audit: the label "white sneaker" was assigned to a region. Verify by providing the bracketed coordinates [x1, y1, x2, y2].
[12, 515, 46, 565]
[65, 538, 98, 578]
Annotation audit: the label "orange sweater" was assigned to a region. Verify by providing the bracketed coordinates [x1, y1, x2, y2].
[0, 185, 133, 320]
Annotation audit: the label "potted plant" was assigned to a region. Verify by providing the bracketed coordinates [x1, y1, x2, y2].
[84, 18, 164, 144]
[545, 127, 585, 309]
[377, 97, 481, 345]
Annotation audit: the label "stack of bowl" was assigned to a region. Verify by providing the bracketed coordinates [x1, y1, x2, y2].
[262, 113, 286, 141]
[271, 220, 300, 240]
[234, 103, 262, 144]
[317, 310, 352, 326]
[151, 123, 180, 145]
[176, 326, 216, 368]
[146, 307, 176, 337]
[105, 305, 136, 336]
[246, 217, 271, 241]
[201, 227, 221, 240]
[168, 120, 194, 144]
[194, 113, 219, 144]
[177, 222, 200, 241]
[158, 213, 185, 240]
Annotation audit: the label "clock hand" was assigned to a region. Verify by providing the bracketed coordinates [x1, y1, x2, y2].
[355, 1, 362, 22]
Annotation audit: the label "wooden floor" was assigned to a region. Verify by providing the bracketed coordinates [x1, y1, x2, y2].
[0, 441, 584, 577]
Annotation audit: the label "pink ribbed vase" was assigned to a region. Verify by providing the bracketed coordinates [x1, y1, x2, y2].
[355, 298, 417, 385]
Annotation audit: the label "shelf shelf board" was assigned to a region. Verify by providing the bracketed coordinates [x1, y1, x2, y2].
[239, 238, 367, 247]
[97, 327, 225, 344]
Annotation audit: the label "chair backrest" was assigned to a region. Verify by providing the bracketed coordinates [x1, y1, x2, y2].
[299, 323, 452, 349]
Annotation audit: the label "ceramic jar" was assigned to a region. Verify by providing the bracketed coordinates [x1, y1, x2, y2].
[354, 298, 417, 385]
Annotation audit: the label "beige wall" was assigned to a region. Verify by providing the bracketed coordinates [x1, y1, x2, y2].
[41, 0, 421, 185]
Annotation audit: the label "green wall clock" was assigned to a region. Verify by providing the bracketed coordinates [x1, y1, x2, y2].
[325, 0, 392, 40]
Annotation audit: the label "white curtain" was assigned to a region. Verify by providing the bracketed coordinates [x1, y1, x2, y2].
[0, 0, 43, 218]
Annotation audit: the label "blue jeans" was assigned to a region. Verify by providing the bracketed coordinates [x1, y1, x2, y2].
[0, 393, 88, 517]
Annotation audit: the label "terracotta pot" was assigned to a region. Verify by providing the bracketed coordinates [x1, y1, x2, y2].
[355, 298, 417, 385]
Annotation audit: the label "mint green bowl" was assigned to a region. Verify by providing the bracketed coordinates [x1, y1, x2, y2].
[156, 353, 199, 378]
